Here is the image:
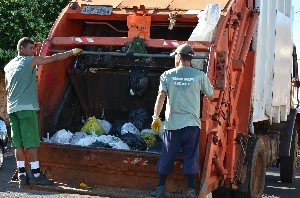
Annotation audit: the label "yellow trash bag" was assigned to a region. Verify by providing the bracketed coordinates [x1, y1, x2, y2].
[140, 132, 157, 148]
[81, 116, 105, 135]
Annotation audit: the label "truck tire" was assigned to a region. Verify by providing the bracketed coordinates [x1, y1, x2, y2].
[234, 137, 266, 198]
[280, 129, 298, 183]
[212, 137, 266, 198]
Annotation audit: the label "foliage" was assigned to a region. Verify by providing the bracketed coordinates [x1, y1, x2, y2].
[0, 0, 70, 73]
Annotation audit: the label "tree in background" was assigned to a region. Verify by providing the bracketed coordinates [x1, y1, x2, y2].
[0, 0, 70, 73]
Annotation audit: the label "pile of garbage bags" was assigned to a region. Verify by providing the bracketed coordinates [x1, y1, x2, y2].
[44, 108, 164, 154]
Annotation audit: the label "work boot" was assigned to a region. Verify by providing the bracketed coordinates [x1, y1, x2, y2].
[186, 188, 196, 198]
[29, 172, 54, 185]
[150, 185, 165, 198]
[18, 174, 29, 186]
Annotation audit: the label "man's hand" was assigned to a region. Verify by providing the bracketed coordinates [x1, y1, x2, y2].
[72, 48, 83, 56]
[151, 115, 161, 134]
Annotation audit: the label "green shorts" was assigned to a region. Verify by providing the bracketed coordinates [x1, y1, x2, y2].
[9, 110, 40, 148]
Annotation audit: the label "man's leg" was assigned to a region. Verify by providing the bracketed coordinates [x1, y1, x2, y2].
[9, 113, 28, 185]
[181, 126, 200, 198]
[17, 110, 53, 185]
[151, 129, 182, 198]
[27, 147, 40, 177]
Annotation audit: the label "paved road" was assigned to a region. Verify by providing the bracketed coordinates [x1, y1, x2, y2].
[1, 155, 299, 197]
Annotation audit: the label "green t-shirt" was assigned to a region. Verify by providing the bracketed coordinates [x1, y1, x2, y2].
[159, 66, 213, 130]
[4, 56, 39, 114]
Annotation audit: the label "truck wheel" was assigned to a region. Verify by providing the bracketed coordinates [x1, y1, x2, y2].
[280, 129, 298, 183]
[0, 145, 4, 169]
[234, 137, 266, 198]
[212, 138, 266, 198]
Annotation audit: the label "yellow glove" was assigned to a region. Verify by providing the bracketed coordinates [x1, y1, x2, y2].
[151, 116, 161, 134]
[72, 48, 83, 56]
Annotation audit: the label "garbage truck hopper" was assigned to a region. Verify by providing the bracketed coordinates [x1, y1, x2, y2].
[24, 0, 299, 197]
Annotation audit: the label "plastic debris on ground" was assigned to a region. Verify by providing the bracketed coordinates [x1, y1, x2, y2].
[81, 116, 105, 135]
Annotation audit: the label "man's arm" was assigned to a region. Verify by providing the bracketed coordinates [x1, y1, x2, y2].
[153, 90, 166, 117]
[31, 48, 82, 70]
[207, 93, 214, 101]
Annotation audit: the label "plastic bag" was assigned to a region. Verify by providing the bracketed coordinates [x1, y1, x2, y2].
[140, 132, 157, 148]
[96, 135, 121, 145]
[108, 119, 128, 137]
[141, 128, 157, 135]
[121, 122, 140, 135]
[50, 129, 73, 144]
[120, 133, 147, 151]
[81, 116, 105, 135]
[97, 119, 112, 134]
[74, 135, 96, 146]
[70, 132, 87, 145]
[147, 142, 162, 154]
[126, 70, 148, 97]
[188, 4, 221, 70]
[111, 141, 130, 150]
[127, 108, 151, 131]
[89, 141, 112, 148]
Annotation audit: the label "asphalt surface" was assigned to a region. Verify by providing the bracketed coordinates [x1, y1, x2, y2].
[1, 154, 299, 198]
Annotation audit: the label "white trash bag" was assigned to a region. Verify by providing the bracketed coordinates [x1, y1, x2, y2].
[49, 129, 73, 144]
[97, 119, 112, 134]
[70, 132, 87, 145]
[74, 135, 96, 146]
[111, 141, 130, 150]
[121, 122, 140, 135]
[188, 4, 221, 70]
[96, 135, 121, 145]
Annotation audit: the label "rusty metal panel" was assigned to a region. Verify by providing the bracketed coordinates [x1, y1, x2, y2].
[118, 0, 172, 9]
[85, 71, 161, 120]
[77, 0, 123, 8]
[38, 143, 194, 193]
[170, 0, 230, 11]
